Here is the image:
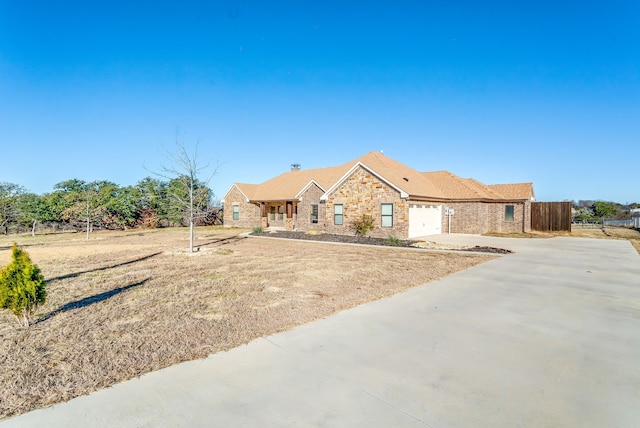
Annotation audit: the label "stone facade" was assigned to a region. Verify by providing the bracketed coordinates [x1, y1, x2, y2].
[222, 186, 260, 228]
[324, 166, 409, 238]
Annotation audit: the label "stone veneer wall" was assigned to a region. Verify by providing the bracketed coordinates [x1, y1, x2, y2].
[222, 187, 261, 228]
[324, 166, 409, 238]
[440, 201, 529, 234]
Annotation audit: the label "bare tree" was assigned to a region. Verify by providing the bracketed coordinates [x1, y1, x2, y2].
[153, 141, 218, 253]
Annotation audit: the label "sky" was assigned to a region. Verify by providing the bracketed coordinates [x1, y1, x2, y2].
[1, 1, 638, 203]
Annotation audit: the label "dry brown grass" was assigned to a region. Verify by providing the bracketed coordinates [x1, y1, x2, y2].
[485, 227, 640, 254]
[0, 227, 492, 419]
[569, 227, 640, 253]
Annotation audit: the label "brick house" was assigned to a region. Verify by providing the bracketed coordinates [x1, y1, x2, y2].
[221, 152, 535, 238]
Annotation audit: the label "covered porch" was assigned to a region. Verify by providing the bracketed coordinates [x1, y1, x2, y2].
[257, 200, 298, 231]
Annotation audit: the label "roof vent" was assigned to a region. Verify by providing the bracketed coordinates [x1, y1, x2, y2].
[403, 177, 409, 182]
[291, 163, 301, 171]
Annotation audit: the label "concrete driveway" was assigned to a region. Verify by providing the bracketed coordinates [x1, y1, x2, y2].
[2, 235, 639, 427]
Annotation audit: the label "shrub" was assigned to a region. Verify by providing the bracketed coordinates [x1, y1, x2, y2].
[385, 235, 401, 246]
[0, 243, 46, 327]
[352, 214, 375, 236]
[252, 226, 263, 233]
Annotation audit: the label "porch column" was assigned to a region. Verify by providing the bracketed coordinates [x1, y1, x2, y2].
[260, 202, 268, 228]
[285, 201, 294, 230]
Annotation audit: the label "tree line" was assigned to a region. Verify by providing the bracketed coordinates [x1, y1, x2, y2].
[572, 200, 639, 223]
[0, 176, 221, 236]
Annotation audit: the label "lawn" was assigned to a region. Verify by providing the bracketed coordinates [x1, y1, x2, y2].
[0, 227, 492, 419]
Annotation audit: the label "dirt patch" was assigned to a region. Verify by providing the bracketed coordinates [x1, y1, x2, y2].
[0, 227, 493, 419]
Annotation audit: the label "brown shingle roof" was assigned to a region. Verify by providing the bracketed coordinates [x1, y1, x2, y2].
[346, 152, 447, 199]
[248, 163, 353, 201]
[421, 171, 496, 200]
[488, 183, 535, 200]
[247, 151, 448, 201]
[464, 178, 506, 199]
[228, 151, 533, 202]
[422, 171, 534, 201]
[233, 183, 258, 201]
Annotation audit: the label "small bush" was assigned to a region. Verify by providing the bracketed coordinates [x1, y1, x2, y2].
[252, 226, 263, 234]
[352, 214, 375, 236]
[0, 243, 46, 327]
[385, 235, 401, 246]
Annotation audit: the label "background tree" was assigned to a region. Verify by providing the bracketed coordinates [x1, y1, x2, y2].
[106, 185, 139, 229]
[135, 177, 169, 228]
[592, 201, 617, 219]
[88, 180, 138, 230]
[53, 179, 87, 230]
[53, 180, 127, 237]
[40, 189, 70, 230]
[0, 183, 25, 234]
[0, 243, 46, 327]
[54, 179, 95, 238]
[572, 206, 595, 223]
[17, 193, 49, 236]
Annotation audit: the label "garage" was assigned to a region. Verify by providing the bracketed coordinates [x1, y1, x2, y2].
[408, 204, 442, 238]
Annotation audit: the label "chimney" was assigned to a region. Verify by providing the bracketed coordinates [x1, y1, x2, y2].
[291, 163, 301, 171]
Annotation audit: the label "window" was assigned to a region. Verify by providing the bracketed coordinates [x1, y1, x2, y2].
[311, 204, 318, 224]
[334, 204, 343, 225]
[505, 205, 514, 222]
[233, 205, 239, 220]
[381, 203, 393, 227]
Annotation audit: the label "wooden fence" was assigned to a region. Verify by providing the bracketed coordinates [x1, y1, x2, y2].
[531, 202, 572, 232]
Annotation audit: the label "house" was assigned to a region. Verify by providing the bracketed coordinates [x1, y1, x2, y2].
[221, 151, 535, 238]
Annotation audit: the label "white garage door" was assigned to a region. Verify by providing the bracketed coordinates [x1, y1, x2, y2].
[409, 204, 442, 238]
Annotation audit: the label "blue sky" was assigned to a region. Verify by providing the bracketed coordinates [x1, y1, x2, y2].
[1, 1, 638, 203]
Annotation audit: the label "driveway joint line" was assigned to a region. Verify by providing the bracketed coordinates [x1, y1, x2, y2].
[263, 337, 285, 350]
[361, 388, 434, 427]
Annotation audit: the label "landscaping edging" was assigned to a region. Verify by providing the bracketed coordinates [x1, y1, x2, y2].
[250, 231, 513, 254]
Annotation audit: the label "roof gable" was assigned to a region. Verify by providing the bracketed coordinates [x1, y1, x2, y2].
[320, 161, 410, 200]
[221, 183, 256, 203]
[295, 180, 326, 199]
[345, 152, 447, 199]
[249, 163, 352, 201]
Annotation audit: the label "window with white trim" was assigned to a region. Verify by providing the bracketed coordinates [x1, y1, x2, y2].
[381, 203, 393, 227]
[311, 204, 318, 224]
[233, 205, 240, 220]
[334, 204, 343, 225]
